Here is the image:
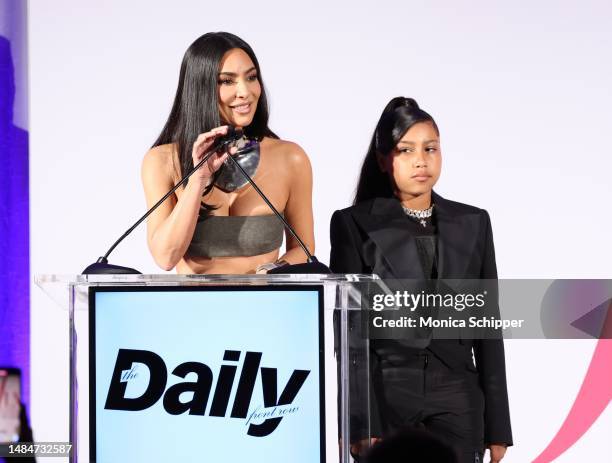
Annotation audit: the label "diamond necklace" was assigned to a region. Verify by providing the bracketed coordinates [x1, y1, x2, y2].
[401, 204, 434, 227]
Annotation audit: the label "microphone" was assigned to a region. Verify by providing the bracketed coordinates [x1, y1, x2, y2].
[81, 127, 244, 274]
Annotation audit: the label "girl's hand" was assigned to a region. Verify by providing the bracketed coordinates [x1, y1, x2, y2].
[487, 444, 507, 462]
[350, 437, 382, 457]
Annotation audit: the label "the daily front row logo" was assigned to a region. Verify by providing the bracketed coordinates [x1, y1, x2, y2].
[104, 349, 310, 437]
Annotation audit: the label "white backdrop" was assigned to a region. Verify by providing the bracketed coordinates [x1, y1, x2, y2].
[29, 0, 611, 461]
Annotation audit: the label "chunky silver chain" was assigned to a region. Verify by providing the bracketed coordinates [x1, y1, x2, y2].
[401, 204, 434, 227]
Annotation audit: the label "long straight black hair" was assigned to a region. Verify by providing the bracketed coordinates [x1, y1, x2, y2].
[353, 97, 439, 205]
[153, 32, 277, 182]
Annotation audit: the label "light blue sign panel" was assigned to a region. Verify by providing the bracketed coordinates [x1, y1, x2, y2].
[92, 287, 324, 462]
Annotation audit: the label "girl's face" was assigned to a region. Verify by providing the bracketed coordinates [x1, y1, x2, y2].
[217, 48, 261, 128]
[378, 121, 442, 201]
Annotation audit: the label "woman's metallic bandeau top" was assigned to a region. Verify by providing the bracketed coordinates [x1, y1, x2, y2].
[186, 214, 284, 258]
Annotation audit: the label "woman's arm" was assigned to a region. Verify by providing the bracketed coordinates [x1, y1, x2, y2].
[141, 128, 229, 270]
[276, 144, 315, 264]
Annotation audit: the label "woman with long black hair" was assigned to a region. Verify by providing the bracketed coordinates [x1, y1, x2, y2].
[330, 97, 512, 462]
[142, 32, 314, 274]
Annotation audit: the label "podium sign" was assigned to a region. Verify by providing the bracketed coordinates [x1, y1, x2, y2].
[90, 286, 324, 462]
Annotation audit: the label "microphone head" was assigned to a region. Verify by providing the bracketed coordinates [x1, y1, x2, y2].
[216, 126, 245, 152]
[226, 125, 243, 141]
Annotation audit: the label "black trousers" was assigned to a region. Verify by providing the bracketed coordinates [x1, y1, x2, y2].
[374, 351, 485, 463]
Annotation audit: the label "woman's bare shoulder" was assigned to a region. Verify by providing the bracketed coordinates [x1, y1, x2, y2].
[262, 137, 311, 169]
[141, 143, 178, 179]
[143, 143, 175, 166]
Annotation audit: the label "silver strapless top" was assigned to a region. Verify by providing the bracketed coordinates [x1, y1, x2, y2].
[186, 214, 284, 258]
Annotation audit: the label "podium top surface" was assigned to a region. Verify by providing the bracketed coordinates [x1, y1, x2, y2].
[35, 273, 379, 310]
[35, 273, 377, 285]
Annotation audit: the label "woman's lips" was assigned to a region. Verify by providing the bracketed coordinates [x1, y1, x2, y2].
[411, 174, 431, 182]
[231, 103, 251, 115]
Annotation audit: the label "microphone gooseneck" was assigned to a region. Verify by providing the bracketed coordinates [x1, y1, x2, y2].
[224, 149, 331, 273]
[224, 152, 315, 264]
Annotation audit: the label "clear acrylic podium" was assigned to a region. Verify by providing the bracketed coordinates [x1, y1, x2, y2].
[36, 274, 380, 463]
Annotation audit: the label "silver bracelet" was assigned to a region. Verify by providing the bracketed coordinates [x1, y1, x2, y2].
[255, 259, 289, 273]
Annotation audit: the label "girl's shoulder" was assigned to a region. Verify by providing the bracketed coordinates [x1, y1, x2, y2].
[432, 193, 488, 217]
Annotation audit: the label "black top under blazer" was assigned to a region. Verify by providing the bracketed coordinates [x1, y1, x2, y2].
[329, 191, 513, 446]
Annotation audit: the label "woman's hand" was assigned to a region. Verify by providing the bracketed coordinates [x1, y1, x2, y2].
[191, 126, 231, 187]
[255, 260, 289, 274]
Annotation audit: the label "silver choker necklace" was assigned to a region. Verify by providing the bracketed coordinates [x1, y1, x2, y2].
[401, 204, 434, 227]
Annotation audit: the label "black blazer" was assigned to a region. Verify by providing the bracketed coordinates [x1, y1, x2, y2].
[329, 192, 513, 446]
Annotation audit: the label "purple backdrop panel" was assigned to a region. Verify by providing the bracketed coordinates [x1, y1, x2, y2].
[0, 1, 30, 414]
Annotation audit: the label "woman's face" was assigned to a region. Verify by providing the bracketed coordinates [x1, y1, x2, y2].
[378, 121, 442, 201]
[217, 48, 261, 128]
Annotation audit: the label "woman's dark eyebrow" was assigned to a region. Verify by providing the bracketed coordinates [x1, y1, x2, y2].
[218, 67, 256, 76]
[398, 139, 439, 145]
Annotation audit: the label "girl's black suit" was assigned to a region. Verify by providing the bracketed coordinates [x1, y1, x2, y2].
[329, 192, 513, 452]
